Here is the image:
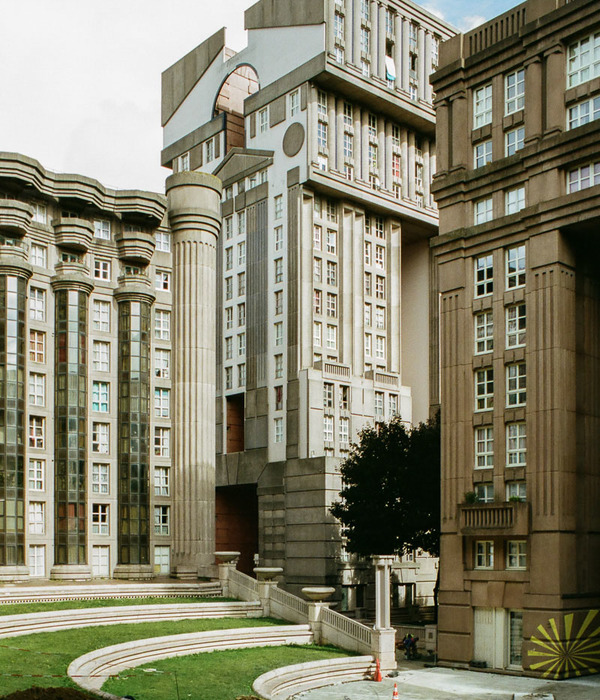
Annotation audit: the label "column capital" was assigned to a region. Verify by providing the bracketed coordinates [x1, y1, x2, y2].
[51, 264, 94, 295]
[166, 171, 222, 239]
[114, 274, 156, 305]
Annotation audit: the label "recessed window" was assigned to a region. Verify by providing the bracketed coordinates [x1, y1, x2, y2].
[155, 270, 170, 291]
[507, 540, 527, 569]
[506, 304, 526, 348]
[323, 415, 334, 442]
[29, 330, 45, 363]
[274, 353, 283, 379]
[313, 321, 322, 346]
[326, 324, 337, 350]
[568, 95, 600, 130]
[326, 229, 337, 255]
[475, 367, 494, 411]
[274, 290, 283, 315]
[92, 299, 111, 332]
[375, 306, 385, 330]
[29, 287, 46, 321]
[506, 363, 526, 407]
[475, 427, 494, 469]
[326, 292, 337, 318]
[361, 27, 370, 54]
[92, 423, 110, 454]
[156, 231, 171, 252]
[374, 391, 384, 417]
[274, 417, 284, 443]
[29, 373, 45, 406]
[258, 107, 269, 134]
[154, 505, 170, 535]
[29, 416, 45, 449]
[505, 127, 525, 156]
[339, 416, 350, 444]
[567, 31, 600, 88]
[364, 333, 372, 357]
[474, 311, 493, 354]
[506, 245, 526, 289]
[473, 84, 492, 128]
[275, 226, 283, 251]
[505, 187, 525, 216]
[274, 321, 283, 346]
[92, 381, 109, 412]
[94, 259, 111, 281]
[155, 348, 170, 378]
[237, 303, 245, 326]
[274, 195, 283, 220]
[94, 220, 111, 240]
[28, 459, 44, 491]
[506, 423, 526, 467]
[290, 90, 299, 117]
[474, 255, 493, 297]
[567, 161, 600, 193]
[506, 481, 526, 500]
[154, 427, 170, 457]
[475, 540, 494, 569]
[28, 502, 45, 534]
[505, 69, 525, 115]
[154, 466, 170, 496]
[475, 482, 494, 503]
[32, 203, 47, 224]
[154, 388, 170, 418]
[154, 310, 170, 340]
[30, 244, 47, 266]
[92, 463, 109, 495]
[474, 140, 492, 168]
[474, 197, 493, 225]
[92, 504, 109, 535]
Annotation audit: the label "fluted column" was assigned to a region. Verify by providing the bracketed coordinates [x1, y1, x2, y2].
[167, 171, 221, 578]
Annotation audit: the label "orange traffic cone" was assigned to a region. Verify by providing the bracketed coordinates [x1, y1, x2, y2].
[392, 682, 399, 699]
[373, 657, 382, 682]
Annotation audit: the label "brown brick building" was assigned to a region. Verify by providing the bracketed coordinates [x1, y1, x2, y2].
[431, 0, 600, 678]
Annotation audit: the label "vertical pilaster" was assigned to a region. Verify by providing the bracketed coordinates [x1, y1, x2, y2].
[167, 171, 222, 578]
[417, 26, 426, 101]
[401, 18, 410, 92]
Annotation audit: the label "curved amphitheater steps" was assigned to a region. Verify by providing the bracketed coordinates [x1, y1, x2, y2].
[68, 624, 314, 694]
[0, 601, 262, 638]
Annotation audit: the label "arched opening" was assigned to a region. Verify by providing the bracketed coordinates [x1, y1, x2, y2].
[214, 64, 260, 154]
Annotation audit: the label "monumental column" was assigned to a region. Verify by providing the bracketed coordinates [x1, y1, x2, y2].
[166, 171, 221, 578]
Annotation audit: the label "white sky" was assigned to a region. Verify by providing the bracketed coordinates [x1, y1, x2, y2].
[0, 0, 515, 194]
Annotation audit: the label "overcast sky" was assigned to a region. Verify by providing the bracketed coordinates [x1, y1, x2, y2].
[0, 0, 517, 193]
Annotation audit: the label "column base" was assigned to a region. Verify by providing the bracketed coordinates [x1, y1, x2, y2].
[371, 628, 397, 672]
[171, 565, 198, 580]
[50, 565, 92, 581]
[112, 564, 154, 580]
[0, 566, 29, 582]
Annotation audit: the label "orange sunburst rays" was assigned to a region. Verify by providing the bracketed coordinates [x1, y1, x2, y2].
[528, 610, 600, 679]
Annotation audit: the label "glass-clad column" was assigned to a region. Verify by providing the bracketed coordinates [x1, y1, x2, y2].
[0, 254, 31, 579]
[114, 283, 154, 579]
[51, 274, 93, 579]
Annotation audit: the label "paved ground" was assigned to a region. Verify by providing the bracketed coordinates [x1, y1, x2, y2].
[293, 661, 600, 699]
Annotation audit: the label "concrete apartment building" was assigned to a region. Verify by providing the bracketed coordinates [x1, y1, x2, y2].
[431, 0, 600, 678]
[161, 0, 453, 600]
[0, 152, 221, 582]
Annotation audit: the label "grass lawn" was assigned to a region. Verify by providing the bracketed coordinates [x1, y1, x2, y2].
[0, 617, 284, 697]
[104, 643, 354, 700]
[0, 597, 235, 617]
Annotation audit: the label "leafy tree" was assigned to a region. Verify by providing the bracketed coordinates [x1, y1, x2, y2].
[330, 412, 440, 558]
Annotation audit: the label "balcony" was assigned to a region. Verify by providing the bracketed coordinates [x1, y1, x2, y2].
[459, 501, 529, 536]
[115, 229, 155, 264]
[53, 217, 94, 251]
[0, 200, 33, 237]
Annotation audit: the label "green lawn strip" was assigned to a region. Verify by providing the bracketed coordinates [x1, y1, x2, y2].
[0, 596, 235, 617]
[0, 617, 284, 697]
[104, 643, 355, 700]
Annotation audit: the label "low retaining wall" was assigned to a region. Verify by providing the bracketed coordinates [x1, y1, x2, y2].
[68, 624, 313, 695]
[0, 601, 262, 638]
[253, 655, 376, 699]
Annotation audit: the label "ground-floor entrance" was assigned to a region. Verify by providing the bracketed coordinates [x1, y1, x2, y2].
[216, 484, 258, 575]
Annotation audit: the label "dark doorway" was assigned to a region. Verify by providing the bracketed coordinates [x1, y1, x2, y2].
[215, 484, 258, 576]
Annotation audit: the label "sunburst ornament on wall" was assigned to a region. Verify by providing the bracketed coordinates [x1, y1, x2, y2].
[528, 609, 600, 679]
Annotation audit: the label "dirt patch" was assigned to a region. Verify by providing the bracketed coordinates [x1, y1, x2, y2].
[1, 688, 95, 699]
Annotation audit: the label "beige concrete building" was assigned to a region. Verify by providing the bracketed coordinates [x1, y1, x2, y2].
[431, 0, 600, 678]
[162, 0, 453, 600]
[0, 153, 220, 581]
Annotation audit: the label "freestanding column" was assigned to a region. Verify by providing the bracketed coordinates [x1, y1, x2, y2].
[167, 171, 221, 578]
[371, 555, 397, 671]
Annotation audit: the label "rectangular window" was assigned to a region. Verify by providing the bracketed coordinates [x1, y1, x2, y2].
[343, 132, 353, 159]
[237, 303, 245, 326]
[154, 348, 170, 378]
[475, 368, 494, 411]
[364, 303, 372, 327]
[505, 187, 525, 216]
[475, 311, 493, 354]
[238, 210, 246, 235]
[361, 59, 370, 77]
[237, 332, 246, 357]
[506, 245, 526, 289]
[313, 321, 322, 346]
[92, 381, 109, 412]
[92, 463, 109, 495]
[326, 261, 337, 286]
[361, 27, 370, 54]
[475, 427, 494, 469]
[374, 245, 385, 270]
[28, 459, 44, 491]
[94, 259, 111, 281]
[567, 161, 600, 193]
[374, 391, 384, 416]
[274, 290, 283, 315]
[475, 255, 493, 297]
[323, 415, 334, 442]
[375, 276, 385, 300]
[473, 84, 492, 128]
[225, 247, 233, 271]
[326, 324, 337, 350]
[29, 373, 45, 406]
[274, 321, 283, 346]
[94, 220, 111, 240]
[29, 287, 46, 321]
[360, 0, 369, 21]
[368, 143, 378, 170]
[30, 244, 47, 266]
[506, 422, 526, 467]
[224, 367, 232, 390]
[567, 32, 600, 88]
[474, 140, 492, 168]
[258, 107, 269, 133]
[475, 541, 494, 569]
[29, 330, 45, 363]
[154, 466, 170, 496]
[154, 506, 170, 535]
[238, 272, 246, 296]
[92, 299, 111, 332]
[326, 293, 337, 318]
[326, 229, 336, 255]
[275, 354, 283, 378]
[92, 341, 110, 372]
[375, 335, 385, 360]
[29, 416, 45, 449]
[317, 90, 327, 117]
[375, 306, 385, 330]
[90, 423, 109, 454]
[505, 69, 525, 114]
[290, 90, 299, 117]
[339, 416, 349, 445]
[32, 203, 47, 225]
[156, 231, 171, 252]
[274, 417, 284, 443]
[507, 481, 527, 500]
[274, 195, 283, 219]
[317, 121, 328, 153]
[237, 241, 246, 266]
[274, 258, 283, 284]
[155, 270, 170, 291]
[275, 226, 283, 251]
[364, 332, 372, 357]
[364, 272, 372, 296]
[389, 393, 398, 417]
[154, 426, 170, 457]
[313, 257, 322, 283]
[92, 504, 109, 535]
[334, 11, 344, 40]
[506, 363, 526, 407]
[313, 225, 322, 250]
[313, 289, 322, 315]
[507, 541, 527, 569]
[154, 310, 170, 340]
[28, 502, 45, 534]
[505, 127, 525, 156]
[154, 388, 170, 417]
[225, 336, 233, 360]
[506, 304, 526, 348]
[323, 382, 334, 409]
[474, 197, 493, 225]
[340, 385, 349, 410]
[475, 483, 494, 503]
[568, 95, 600, 129]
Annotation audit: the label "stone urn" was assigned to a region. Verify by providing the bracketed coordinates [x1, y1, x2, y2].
[215, 551, 241, 564]
[301, 586, 336, 602]
[253, 567, 283, 581]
